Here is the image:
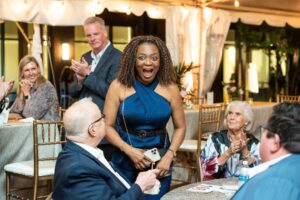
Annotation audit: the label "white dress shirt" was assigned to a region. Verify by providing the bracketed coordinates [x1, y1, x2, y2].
[248, 154, 291, 178]
[75, 142, 131, 189]
[90, 41, 111, 72]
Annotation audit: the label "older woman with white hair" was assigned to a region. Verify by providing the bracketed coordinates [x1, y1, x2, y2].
[200, 101, 260, 180]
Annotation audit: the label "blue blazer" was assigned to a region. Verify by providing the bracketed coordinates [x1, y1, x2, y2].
[70, 43, 122, 111]
[52, 141, 144, 200]
[231, 154, 300, 200]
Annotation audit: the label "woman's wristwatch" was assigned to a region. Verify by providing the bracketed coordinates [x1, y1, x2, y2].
[243, 152, 251, 160]
[24, 95, 31, 100]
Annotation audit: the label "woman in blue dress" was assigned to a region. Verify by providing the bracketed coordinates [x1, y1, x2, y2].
[104, 35, 186, 199]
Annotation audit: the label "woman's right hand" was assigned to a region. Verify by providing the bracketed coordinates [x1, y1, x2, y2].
[19, 79, 32, 96]
[229, 140, 241, 154]
[126, 147, 151, 170]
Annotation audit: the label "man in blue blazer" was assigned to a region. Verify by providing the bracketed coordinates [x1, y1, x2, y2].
[70, 16, 122, 160]
[53, 98, 159, 200]
[232, 102, 300, 200]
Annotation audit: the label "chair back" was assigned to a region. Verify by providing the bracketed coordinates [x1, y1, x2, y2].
[59, 107, 67, 121]
[33, 120, 66, 177]
[197, 103, 223, 153]
[277, 95, 300, 103]
[196, 103, 223, 182]
[190, 97, 206, 105]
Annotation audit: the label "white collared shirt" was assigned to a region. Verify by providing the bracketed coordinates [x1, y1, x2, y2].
[90, 41, 111, 72]
[75, 142, 131, 189]
[248, 154, 291, 178]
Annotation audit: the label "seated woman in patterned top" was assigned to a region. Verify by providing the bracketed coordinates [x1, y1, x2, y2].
[200, 101, 260, 180]
[9, 55, 59, 121]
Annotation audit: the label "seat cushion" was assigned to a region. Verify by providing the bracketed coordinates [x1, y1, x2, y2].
[4, 160, 56, 176]
[179, 139, 207, 151]
[179, 139, 197, 151]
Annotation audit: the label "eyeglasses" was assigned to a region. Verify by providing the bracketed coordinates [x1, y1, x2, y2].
[88, 113, 105, 130]
[259, 126, 276, 137]
[92, 113, 105, 124]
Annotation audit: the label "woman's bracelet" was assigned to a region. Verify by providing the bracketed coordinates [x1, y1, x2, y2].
[167, 148, 176, 157]
[243, 152, 251, 159]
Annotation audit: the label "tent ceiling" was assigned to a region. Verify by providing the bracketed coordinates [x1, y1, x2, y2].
[1, 0, 300, 26]
[149, 0, 300, 16]
[210, 0, 300, 14]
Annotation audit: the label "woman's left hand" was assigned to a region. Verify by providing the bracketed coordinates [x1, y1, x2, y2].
[155, 152, 173, 178]
[240, 131, 249, 150]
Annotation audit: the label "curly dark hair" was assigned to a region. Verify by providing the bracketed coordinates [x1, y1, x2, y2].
[117, 35, 176, 87]
[266, 102, 300, 153]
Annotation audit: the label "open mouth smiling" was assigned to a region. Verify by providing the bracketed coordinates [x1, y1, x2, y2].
[142, 68, 154, 78]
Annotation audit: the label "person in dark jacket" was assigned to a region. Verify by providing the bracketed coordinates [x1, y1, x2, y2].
[53, 98, 159, 200]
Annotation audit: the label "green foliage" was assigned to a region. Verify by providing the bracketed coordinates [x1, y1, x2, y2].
[236, 21, 294, 56]
[174, 62, 198, 90]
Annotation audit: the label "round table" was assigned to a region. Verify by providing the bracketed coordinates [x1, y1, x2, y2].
[162, 178, 239, 200]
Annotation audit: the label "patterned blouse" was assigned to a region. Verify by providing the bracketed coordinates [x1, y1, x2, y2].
[10, 80, 59, 121]
[200, 130, 260, 179]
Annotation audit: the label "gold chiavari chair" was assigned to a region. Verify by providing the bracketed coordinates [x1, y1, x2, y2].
[189, 97, 206, 105]
[277, 95, 300, 103]
[4, 120, 66, 200]
[59, 107, 67, 121]
[173, 103, 223, 185]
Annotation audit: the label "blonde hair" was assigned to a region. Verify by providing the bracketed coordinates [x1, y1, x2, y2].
[18, 55, 46, 89]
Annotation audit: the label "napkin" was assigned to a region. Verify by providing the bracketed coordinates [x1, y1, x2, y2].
[19, 117, 35, 122]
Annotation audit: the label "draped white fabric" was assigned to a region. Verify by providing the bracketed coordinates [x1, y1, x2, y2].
[165, 6, 201, 65]
[230, 10, 300, 28]
[32, 24, 43, 74]
[199, 8, 231, 97]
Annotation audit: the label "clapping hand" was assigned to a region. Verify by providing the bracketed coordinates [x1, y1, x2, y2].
[229, 140, 242, 154]
[19, 79, 32, 96]
[71, 57, 91, 77]
[0, 77, 14, 101]
[240, 131, 249, 151]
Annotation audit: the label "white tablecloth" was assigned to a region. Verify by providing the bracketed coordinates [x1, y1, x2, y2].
[162, 178, 239, 200]
[0, 122, 62, 200]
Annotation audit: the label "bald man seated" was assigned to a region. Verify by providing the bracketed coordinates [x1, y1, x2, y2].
[53, 98, 158, 200]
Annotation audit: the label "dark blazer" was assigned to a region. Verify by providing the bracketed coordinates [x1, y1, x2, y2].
[53, 141, 144, 200]
[70, 43, 122, 111]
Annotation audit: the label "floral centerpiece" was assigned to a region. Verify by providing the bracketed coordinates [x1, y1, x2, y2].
[222, 73, 244, 101]
[226, 84, 244, 98]
[174, 62, 198, 107]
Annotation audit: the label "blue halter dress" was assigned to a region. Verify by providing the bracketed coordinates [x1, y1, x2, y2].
[111, 78, 172, 199]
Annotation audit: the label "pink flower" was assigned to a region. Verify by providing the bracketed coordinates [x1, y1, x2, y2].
[180, 89, 187, 98]
[230, 86, 237, 93]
